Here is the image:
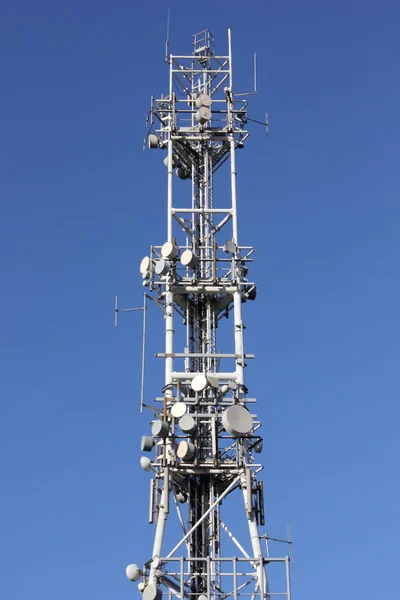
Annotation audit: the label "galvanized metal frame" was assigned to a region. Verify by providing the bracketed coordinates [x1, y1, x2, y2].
[131, 29, 291, 600]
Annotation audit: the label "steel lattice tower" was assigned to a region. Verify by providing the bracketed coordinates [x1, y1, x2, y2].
[124, 29, 292, 600]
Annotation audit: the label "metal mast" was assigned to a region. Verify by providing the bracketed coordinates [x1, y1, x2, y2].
[125, 29, 292, 600]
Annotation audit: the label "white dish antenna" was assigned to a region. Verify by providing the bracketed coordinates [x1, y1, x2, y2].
[140, 456, 152, 471]
[140, 256, 154, 274]
[191, 374, 208, 392]
[151, 420, 169, 437]
[161, 242, 179, 260]
[195, 106, 211, 124]
[177, 440, 196, 460]
[207, 374, 219, 388]
[179, 415, 196, 434]
[155, 259, 171, 276]
[171, 402, 187, 418]
[143, 584, 162, 600]
[141, 435, 154, 452]
[195, 93, 212, 108]
[222, 405, 253, 436]
[223, 240, 237, 254]
[126, 564, 141, 582]
[181, 249, 198, 268]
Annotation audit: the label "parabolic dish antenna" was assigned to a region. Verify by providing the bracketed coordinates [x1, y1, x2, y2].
[177, 440, 195, 460]
[151, 420, 169, 438]
[181, 249, 198, 268]
[191, 374, 208, 392]
[161, 242, 178, 260]
[171, 402, 187, 418]
[222, 405, 253, 437]
[140, 256, 152, 274]
[143, 584, 162, 600]
[126, 564, 141, 582]
[155, 259, 170, 276]
[179, 414, 196, 434]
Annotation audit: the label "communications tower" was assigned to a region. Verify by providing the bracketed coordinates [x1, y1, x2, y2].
[124, 29, 292, 600]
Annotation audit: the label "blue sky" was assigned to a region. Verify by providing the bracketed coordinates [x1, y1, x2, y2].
[1, 1, 400, 598]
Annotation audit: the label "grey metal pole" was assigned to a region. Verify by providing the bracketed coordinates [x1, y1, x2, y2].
[140, 292, 147, 414]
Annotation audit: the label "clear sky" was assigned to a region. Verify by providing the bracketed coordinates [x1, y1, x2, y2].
[1, 1, 399, 598]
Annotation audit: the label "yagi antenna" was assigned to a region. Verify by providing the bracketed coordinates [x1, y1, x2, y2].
[165, 8, 170, 63]
[247, 112, 269, 137]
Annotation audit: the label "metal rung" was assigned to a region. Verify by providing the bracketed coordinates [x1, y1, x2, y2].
[155, 353, 255, 359]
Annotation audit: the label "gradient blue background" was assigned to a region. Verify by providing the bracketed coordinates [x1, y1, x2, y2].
[1, 1, 399, 598]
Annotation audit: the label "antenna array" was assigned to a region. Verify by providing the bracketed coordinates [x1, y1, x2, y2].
[125, 29, 292, 600]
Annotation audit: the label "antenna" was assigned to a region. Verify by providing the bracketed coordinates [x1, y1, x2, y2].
[114, 293, 147, 413]
[123, 28, 292, 600]
[287, 521, 294, 562]
[254, 52, 257, 93]
[247, 112, 269, 137]
[165, 8, 170, 63]
[233, 50, 258, 97]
